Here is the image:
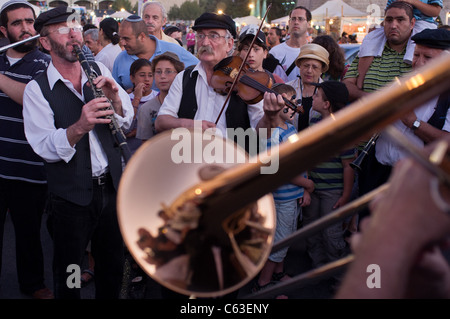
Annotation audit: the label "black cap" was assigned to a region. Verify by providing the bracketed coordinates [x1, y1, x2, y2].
[310, 81, 349, 111]
[239, 24, 266, 47]
[411, 28, 450, 50]
[164, 25, 181, 36]
[192, 12, 237, 39]
[34, 6, 77, 33]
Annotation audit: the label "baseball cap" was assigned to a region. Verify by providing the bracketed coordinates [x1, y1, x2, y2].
[310, 81, 349, 111]
[239, 24, 266, 46]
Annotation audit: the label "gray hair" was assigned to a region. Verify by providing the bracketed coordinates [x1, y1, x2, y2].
[226, 29, 235, 56]
[84, 28, 99, 41]
[142, 1, 167, 20]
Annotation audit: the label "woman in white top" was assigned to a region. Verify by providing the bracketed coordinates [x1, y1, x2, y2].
[95, 17, 123, 72]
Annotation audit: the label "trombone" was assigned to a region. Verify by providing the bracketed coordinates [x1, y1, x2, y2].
[116, 52, 450, 298]
[0, 34, 40, 53]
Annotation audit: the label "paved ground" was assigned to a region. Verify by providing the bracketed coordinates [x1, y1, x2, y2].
[0, 211, 336, 300]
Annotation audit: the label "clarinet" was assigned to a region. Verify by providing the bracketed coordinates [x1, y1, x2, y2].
[349, 132, 380, 172]
[72, 44, 132, 164]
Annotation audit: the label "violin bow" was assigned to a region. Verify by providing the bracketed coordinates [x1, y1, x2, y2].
[214, 3, 272, 125]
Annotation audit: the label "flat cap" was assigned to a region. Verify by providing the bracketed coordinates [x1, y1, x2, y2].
[34, 6, 77, 33]
[411, 28, 450, 50]
[193, 12, 237, 39]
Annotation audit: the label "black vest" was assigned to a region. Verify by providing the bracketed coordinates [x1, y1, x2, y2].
[34, 67, 122, 206]
[178, 66, 251, 131]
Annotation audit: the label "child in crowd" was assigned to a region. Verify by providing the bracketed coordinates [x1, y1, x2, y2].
[238, 24, 288, 83]
[357, 0, 442, 88]
[302, 81, 357, 283]
[253, 83, 314, 296]
[125, 59, 158, 154]
[137, 52, 185, 142]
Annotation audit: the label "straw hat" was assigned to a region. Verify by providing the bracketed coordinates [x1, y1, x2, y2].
[295, 43, 329, 73]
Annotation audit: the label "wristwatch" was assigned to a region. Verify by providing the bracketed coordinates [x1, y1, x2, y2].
[412, 119, 421, 130]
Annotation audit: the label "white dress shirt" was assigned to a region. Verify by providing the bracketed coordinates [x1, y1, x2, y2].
[376, 96, 450, 166]
[23, 61, 134, 177]
[95, 43, 123, 73]
[157, 62, 264, 137]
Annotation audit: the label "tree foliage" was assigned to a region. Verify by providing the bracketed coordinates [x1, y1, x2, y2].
[112, 0, 133, 12]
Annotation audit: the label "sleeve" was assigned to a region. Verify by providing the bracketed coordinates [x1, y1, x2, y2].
[99, 63, 134, 131]
[247, 100, 264, 129]
[23, 80, 77, 163]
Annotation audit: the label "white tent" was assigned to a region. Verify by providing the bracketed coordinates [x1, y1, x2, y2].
[109, 10, 132, 19]
[233, 15, 262, 26]
[270, 15, 289, 26]
[311, 0, 367, 18]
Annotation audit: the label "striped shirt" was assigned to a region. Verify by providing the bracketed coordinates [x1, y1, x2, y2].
[263, 123, 305, 201]
[309, 148, 357, 191]
[0, 48, 50, 183]
[344, 43, 412, 93]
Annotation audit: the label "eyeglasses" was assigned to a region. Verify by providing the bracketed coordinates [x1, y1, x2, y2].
[195, 33, 229, 42]
[46, 26, 83, 35]
[290, 17, 307, 22]
[154, 70, 177, 75]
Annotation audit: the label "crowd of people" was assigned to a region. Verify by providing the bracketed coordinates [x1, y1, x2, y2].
[0, 0, 449, 300]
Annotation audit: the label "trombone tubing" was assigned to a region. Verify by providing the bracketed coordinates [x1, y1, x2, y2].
[0, 34, 40, 53]
[195, 53, 450, 227]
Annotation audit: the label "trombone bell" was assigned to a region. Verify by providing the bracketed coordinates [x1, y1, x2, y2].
[117, 129, 275, 298]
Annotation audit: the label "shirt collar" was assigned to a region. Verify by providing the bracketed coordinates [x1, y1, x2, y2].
[46, 60, 88, 90]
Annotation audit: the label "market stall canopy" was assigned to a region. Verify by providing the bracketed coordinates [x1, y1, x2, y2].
[109, 10, 132, 19]
[270, 15, 288, 26]
[311, 0, 367, 18]
[234, 15, 262, 26]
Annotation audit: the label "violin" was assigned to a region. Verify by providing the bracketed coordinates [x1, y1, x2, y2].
[211, 55, 303, 115]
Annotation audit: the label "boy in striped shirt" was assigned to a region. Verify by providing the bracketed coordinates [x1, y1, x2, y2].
[303, 81, 357, 280]
[253, 84, 314, 295]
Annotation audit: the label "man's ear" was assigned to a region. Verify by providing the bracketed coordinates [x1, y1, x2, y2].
[0, 26, 7, 38]
[39, 36, 51, 52]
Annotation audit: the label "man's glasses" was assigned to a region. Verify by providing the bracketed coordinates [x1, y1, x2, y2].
[46, 26, 83, 35]
[290, 17, 307, 22]
[195, 33, 229, 42]
[154, 70, 177, 75]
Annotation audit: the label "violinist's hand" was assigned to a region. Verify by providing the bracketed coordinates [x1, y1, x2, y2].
[256, 92, 286, 131]
[263, 92, 285, 116]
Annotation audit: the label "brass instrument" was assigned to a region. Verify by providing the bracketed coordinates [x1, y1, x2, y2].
[350, 132, 380, 172]
[0, 34, 40, 53]
[117, 53, 450, 298]
[72, 44, 132, 163]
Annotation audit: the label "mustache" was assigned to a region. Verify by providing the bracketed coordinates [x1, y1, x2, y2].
[19, 31, 33, 39]
[197, 45, 214, 55]
[146, 22, 156, 28]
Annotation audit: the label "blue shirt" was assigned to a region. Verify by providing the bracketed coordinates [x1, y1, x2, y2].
[263, 123, 305, 201]
[0, 48, 50, 183]
[386, 0, 442, 24]
[112, 35, 199, 91]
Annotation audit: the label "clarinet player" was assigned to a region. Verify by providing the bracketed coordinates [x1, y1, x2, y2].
[22, 7, 133, 299]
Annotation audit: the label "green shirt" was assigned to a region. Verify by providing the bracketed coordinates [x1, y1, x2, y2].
[344, 43, 412, 93]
